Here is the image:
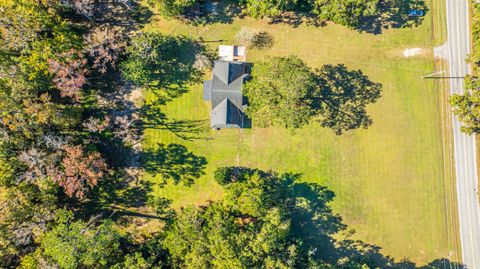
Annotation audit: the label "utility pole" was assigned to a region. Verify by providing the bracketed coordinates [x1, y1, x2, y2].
[421, 70, 465, 79]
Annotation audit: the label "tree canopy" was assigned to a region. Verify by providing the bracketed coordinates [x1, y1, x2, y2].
[449, 80, 480, 134]
[242, 0, 303, 19]
[0, 0, 152, 266]
[148, 0, 426, 33]
[160, 167, 427, 269]
[162, 169, 334, 268]
[450, 3, 480, 134]
[244, 56, 381, 134]
[244, 56, 316, 129]
[23, 210, 121, 269]
[309, 0, 380, 28]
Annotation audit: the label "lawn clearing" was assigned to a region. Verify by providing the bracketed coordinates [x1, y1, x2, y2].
[142, 1, 458, 264]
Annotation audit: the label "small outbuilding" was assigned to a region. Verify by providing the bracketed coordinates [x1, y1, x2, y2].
[218, 45, 247, 62]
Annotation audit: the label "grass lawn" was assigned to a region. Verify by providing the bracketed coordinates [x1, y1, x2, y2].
[142, 0, 459, 264]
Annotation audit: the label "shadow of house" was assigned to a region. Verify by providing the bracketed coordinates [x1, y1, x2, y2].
[203, 60, 250, 129]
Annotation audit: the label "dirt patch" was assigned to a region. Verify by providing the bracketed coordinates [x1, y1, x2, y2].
[128, 87, 145, 107]
[403, 48, 423, 58]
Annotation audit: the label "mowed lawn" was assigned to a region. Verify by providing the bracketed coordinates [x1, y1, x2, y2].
[142, 1, 458, 264]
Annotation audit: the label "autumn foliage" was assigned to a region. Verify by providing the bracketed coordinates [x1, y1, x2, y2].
[53, 145, 107, 199]
[86, 28, 124, 74]
[48, 50, 88, 100]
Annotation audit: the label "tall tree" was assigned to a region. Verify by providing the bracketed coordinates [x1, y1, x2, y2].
[0, 182, 58, 267]
[244, 56, 381, 133]
[48, 50, 89, 100]
[450, 3, 480, 134]
[155, 167, 416, 268]
[244, 56, 317, 129]
[242, 0, 301, 18]
[53, 145, 108, 199]
[23, 210, 121, 269]
[310, 0, 380, 28]
[163, 172, 306, 268]
[0, 0, 63, 51]
[450, 77, 480, 134]
[85, 28, 125, 74]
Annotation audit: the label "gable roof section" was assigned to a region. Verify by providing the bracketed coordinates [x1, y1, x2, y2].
[211, 89, 243, 111]
[211, 98, 244, 128]
[210, 60, 248, 110]
[213, 61, 246, 85]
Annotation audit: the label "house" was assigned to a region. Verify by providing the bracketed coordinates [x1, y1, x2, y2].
[218, 45, 247, 62]
[203, 60, 249, 129]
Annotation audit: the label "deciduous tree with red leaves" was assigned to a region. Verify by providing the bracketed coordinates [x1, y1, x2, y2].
[86, 28, 125, 74]
[53, 145, 107, 199]
[48, 50, 88, 101]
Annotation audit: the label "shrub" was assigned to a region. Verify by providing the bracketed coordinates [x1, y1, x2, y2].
[214, 167, 265, 185]
[251, 31, 274, 49]
[235, 27, 256, 47]
[193, 52, 212, 71]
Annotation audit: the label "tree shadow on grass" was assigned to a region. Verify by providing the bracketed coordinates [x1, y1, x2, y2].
[142, 143, 207, 187]
[219, 168, 463, 268]
[78, 169, 156, 221]
[287, 174, 462, 268]
[418, 259, 465, 269]
[266, 0, 428, 34]
[182, 0, 242, 25]
[147, 196, 177, 221]
[355, 0, 429, 34]
[156, 119, 212, 141]
[88, 0, 153, 31]
[312, 64, 382, 135]
[141, 103, 212, 141]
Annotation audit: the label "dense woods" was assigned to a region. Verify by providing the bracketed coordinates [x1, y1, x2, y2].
[0, 0, 151, 266]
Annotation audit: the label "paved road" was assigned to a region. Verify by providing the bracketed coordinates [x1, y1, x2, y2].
[445, 0, 480, 267]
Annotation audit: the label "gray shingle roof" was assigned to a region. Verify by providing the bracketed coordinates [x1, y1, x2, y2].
[203, 60, 249, 128]
[203, 80, 212, 100]
[213, 60, 246, 85]
[211, 99, 244, 128]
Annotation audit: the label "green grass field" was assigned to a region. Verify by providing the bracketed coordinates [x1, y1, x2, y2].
[142, 1, 459, 264]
